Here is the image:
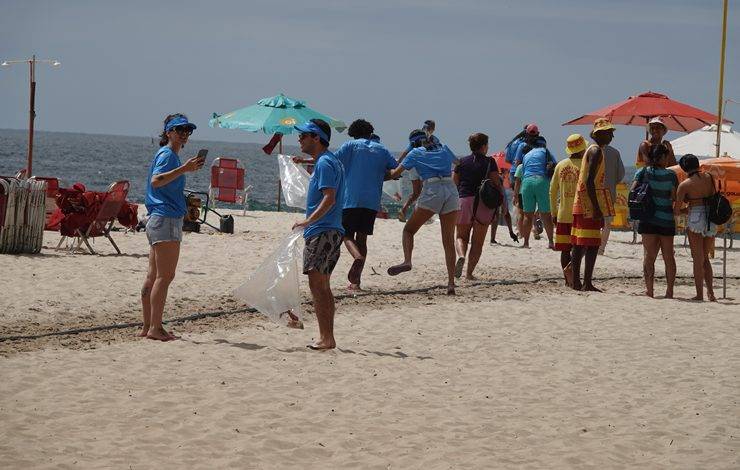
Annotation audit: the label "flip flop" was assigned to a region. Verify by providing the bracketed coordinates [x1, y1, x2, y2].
[387, 264, 411, 276]
[454, 257, 465, 278]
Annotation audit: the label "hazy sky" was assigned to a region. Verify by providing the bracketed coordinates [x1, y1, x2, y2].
[1, 0, 738, 157]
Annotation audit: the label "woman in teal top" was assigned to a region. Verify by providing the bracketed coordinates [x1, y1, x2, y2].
[631, 144, 677, 298]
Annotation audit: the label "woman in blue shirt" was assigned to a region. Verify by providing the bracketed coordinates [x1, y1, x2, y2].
[631, 143, 677, 298]
[141, 113, 204, 341]
[387, 129, 460, 295]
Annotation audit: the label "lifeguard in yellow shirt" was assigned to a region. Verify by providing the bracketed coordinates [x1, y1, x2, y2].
[549, 134, 586, 287]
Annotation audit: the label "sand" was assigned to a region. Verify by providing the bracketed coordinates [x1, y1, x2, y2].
[1, 210, 738, 469]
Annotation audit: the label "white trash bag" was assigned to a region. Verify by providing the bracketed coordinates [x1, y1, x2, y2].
[278, 154, 310, 210]
[233, 230, 304, 327]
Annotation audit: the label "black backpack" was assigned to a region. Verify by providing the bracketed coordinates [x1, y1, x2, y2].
[628, 168, 655, 221]
[472, 157, 503, 223]
[706, 174, 732, 228]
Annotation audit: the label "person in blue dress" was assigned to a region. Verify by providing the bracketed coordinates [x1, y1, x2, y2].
[387, 129, 460, 295]
[334, 119, 398, 290]
[291, 119, 345, 350]
[141, 114, 205, 341]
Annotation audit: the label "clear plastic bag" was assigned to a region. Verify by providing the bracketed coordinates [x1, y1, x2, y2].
[382, 179, 402, 201]
[278, 154, 311, 210]
[233, 230, 304, 327]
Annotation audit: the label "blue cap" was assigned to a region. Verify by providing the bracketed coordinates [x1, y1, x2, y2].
[294, 121, 330, 143]
[408, 129, 426, 144]
[165, 116, 197, 132]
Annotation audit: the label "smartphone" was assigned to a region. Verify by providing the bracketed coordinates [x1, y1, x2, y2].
[197, 148, 208, 161]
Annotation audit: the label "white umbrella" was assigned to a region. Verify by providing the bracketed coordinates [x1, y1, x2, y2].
[671, 124, 740, 159]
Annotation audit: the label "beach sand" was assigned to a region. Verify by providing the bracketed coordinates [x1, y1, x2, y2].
[1, 211, 738, 468]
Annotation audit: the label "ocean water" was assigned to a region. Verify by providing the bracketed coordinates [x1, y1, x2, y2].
[0, 128, 405, 213]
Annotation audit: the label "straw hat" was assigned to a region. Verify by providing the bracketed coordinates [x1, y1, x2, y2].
[592, 117, 616, 133]
[565, 134, 587, 155]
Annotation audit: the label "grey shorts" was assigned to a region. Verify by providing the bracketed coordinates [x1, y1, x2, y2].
[146, 215, 183, 246]
[417, 179, 459, 215]
[303, 229, 343, 275]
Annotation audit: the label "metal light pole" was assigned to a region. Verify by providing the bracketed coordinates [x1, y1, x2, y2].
[1, 55, 61, 177]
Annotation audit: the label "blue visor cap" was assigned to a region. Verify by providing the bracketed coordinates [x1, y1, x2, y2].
[294, 121, 330, 143]
[408, 129, 426, 144]
[165, 116, 197, 132]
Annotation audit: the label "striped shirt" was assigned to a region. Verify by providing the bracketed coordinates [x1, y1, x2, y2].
[634, 167, 677, 228]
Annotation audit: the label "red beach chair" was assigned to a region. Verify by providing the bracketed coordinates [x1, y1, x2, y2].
[57, 181, 130, 255]
[208, 157, 251, 215]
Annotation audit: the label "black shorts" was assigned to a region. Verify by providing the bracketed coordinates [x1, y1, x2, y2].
[638, 221, 676, 237]
[342, 208, 377, 236]
[303, 230, 342, 275]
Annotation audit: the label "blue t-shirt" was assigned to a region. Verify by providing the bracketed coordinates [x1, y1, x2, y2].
[509, 136, 547, 180]
[304, 151, 345, 239]
[401, 145, 457, 180]
[521, 147, 557, 178]
[634, 167, 678, 228]
[334, 138, 398, 211]
[145, 147, 186, 218]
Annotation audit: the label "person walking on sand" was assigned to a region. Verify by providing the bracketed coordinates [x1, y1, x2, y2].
[570, 118, 616, 292]
[334, 119, 398, 290]
[675, 154, 718, 301]
[453, 133, 503, 280]
[397, 120, 440, 222]
[291, 119, 346, 349]
[519, 138, 557, 248]
[141, 114, 205, 341]
[632, 144, 678, 298]
[549, 134, 586, 287]
[387, 129, 460, 295]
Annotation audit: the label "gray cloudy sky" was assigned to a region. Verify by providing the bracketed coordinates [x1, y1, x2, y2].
[1, 0, 738, 156]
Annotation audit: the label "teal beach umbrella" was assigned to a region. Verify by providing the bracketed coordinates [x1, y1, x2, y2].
[209, 93, 346, 135]
[209, 93, 345, 211]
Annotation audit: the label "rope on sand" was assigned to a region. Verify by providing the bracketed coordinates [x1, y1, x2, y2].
[2, 274, 737, 343]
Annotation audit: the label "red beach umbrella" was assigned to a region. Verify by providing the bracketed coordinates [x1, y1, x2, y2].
[563, 91, 732, 133]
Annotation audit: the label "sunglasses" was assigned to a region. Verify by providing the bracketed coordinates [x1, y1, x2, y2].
[299, 132, 317, 141]
[173, 126, 193, 136]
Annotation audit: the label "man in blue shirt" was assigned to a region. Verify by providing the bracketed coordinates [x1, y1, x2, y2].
[334, 119, 398, 290]
[291, 119, 345, 350]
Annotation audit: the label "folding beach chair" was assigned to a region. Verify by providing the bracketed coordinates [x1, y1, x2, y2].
[208, 157, 252, 215]
[29, 176, 61, 230]
[58, 180, 130, 255]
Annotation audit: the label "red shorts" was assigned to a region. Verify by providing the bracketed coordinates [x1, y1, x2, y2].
[554, 222, 573, 251]
[571, 214, 604, 247]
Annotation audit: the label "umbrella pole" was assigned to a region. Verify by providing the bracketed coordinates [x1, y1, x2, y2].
[277, 139, 282, 212]
[723, 223, 727, 299]
[715, 0, 729, 159]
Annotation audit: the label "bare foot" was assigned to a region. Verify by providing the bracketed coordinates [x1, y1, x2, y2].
[388, 263, 412, 276]
[446, 285, 456, 296]
[347, 283, 363, 291]
[348, 259, 365, 285]
[645, 290, 654, 298]
[690, 295, 704, 301]
[465, 273, 478, 281]
[572, 280, 582, 291]
[147, 327, 176, 341]
[563, 263, 574, 287]
[307, 341, 335, 351]
[665, 290, 673, 299]
[707, 291, 717, 302]
[138, 326, 150, 337]
[581, 284, 602, 293]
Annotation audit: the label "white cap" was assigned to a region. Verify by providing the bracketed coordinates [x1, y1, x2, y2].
[648, 116, 667, 129]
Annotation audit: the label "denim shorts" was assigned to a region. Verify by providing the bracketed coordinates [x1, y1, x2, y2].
[146, 215, 184, 246]
[417, 178, 459, 215]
